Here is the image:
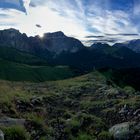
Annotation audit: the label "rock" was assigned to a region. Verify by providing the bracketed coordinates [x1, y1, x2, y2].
[30, 97, 42, 106]
[109, 122, 130, 140]
[109, 122, 140, 140]
[42, 31, 84, 54]
[133, 109, 140, 117]
[119, 104, 129, 114]
[133, 109, 140, 121]
[113, 39, 140, 53]
[0, 130, 4, 140]
[16, 100, 33, 112]
[0, 29, 84, 55]
[0, 117, 25, 127]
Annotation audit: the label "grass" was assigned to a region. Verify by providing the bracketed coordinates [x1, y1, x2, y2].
[0, 126, 29, 140]
[0, 46, 47, 65]
[51, 71, 106, 91]
[0, 59, 75, 82]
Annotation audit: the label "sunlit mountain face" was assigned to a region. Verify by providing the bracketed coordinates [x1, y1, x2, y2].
[0, 0, 140, 45]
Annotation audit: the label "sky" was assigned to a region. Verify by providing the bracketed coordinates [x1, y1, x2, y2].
[0, 0, 140, 45]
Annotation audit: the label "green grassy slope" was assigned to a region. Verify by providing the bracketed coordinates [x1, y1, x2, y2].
[0, 46, 47, 65]
[0, 59, 75, 82]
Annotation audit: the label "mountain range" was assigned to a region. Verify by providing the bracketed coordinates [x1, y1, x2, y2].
[113, 39, 140, 53]
[1, 28, 140, 55]
[0, 28, 140, 81]
[0, 29, 84, 56]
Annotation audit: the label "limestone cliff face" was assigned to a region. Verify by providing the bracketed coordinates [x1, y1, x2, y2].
[42, 31, 84, 54]
[0, 29, 84, 55]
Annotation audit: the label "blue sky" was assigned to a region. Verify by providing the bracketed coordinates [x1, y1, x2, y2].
[0, 0, 140, 45]
[0, 0, 26, 12]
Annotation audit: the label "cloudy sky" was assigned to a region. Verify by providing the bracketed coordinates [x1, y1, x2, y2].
[0, 0, 140, 45]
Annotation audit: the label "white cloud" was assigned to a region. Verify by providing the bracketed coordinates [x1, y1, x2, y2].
[0, 0, 140, 45]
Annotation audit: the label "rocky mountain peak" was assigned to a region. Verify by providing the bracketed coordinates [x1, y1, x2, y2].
[91, 42, 110, 48]
[0, 28, 84, 54]
[43, 31, 65, 39]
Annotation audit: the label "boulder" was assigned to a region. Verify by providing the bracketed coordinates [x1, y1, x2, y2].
[0, 117, 25, 127]
[0, 130, 4, 140]
[109, 122, 140, 140]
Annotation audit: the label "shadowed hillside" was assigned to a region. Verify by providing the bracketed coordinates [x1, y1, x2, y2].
[0, 59, 75, 82]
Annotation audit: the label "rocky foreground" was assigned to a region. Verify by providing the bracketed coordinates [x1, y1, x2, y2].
[0, 71, 140, 140]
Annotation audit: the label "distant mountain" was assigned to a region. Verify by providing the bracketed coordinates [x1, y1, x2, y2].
[0, 29, 86, 81]
[0, 29, 84, 57]
[42, 31, 84, 54]
[1, 28, 140, 74]
[54, 44, 140, 72]
[91, 42, 110, 48]
[0, 28, 51, 61]
[113, 39, 140, 53]
[0, 28, 32, 52]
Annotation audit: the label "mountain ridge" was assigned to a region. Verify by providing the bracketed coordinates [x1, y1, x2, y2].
[0, 28, 84, 55]
[113, 39, 140, 53]
[1, 28, 140, 73]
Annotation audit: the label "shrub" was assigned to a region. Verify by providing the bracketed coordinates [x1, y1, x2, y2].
[1, 126, 29, 140]
[123, 86, 135, 95]
[74, 133, 94, 140]
[98, 131, 113, 140]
